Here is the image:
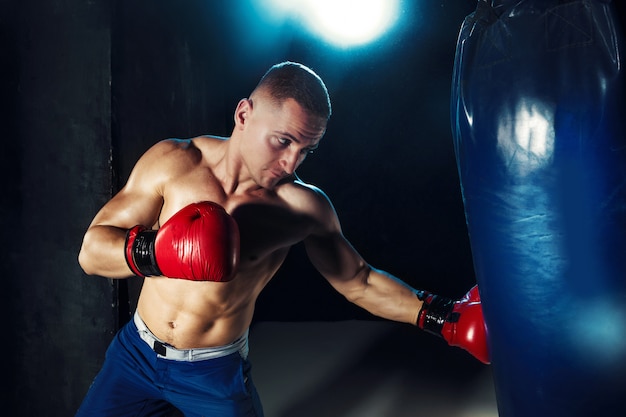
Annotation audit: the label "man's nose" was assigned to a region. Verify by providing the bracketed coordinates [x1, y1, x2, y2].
[280, 150, 300, 174]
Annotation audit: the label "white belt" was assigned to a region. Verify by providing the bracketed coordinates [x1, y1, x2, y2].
[133, 311, 249, 361]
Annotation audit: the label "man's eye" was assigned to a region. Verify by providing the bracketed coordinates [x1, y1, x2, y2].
[277, 137, 290, 146]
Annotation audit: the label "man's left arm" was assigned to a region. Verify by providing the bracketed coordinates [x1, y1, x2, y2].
[302, 189, 490, 364]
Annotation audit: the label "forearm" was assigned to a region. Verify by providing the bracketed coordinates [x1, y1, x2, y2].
[344, 267, 423, 325]
[78, 224, 134, 278]
[348, 271, 491, 363]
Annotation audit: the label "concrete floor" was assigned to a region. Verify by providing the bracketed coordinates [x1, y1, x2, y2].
[248, 321, 498, 417]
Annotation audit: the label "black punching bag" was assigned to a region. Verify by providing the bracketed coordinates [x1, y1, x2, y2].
[451, 1, 626, 416]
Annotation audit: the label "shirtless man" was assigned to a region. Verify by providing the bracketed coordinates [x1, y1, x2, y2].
[76, 62, 489, 417]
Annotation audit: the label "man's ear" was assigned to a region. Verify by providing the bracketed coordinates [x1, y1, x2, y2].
[234, 98, 252, 129]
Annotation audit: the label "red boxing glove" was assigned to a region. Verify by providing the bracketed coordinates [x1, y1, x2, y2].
[417, 285, 490, 364]
[125, 201, 240, 281]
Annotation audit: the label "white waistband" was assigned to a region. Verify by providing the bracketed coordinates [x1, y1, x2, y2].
[133, 311, 249, 361]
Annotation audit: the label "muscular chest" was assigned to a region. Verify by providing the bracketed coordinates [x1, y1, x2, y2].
[230, 202, 315, 265]
[160, 169, 316, 266]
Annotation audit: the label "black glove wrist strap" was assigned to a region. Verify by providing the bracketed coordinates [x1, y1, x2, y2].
[131, 230, 162, 277]
[420, 295, 455, 336]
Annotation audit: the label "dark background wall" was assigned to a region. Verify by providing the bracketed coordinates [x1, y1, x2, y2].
[1, 0, 118, 415]
[1, 0, 623, 415]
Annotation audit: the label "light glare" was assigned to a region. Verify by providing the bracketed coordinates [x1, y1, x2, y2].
[264, 0, 400, 48]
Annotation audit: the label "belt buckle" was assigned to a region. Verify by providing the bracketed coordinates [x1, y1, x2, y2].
[153, 340, 168, 356]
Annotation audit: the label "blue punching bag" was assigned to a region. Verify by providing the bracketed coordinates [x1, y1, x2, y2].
[451, 1, 626, 416]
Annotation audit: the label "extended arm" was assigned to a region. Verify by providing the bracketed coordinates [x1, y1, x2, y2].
[303, 186, 489, 363]
[305, 230, 423, 325]
[301, 187, 422, 323]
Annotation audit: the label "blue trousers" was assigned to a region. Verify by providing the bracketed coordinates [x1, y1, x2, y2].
[75, 316, 264, 417]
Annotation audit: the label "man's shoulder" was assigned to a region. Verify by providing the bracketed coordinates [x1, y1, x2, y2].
[156, 135, 226, 154]
[277, 175, 322, 195]
[276, 177, 333, 213]
[190, 135, 229, 146]
[147, 136, 227, 165]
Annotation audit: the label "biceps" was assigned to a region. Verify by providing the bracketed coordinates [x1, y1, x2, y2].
[304, 232, 368, 284]
[90, 186, 162, 230]
[89, 140, 175, 229]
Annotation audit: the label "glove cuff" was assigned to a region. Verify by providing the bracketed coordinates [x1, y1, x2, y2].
[417, 293, 455, 336]
[125, 226, 162, 277]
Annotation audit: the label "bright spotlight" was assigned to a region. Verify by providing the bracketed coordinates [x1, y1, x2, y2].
[265, 0, 400, 48]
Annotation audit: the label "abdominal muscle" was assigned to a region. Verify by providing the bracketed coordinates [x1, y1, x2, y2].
[136, 274, 262, 349]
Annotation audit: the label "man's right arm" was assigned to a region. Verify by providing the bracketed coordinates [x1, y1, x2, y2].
[78, 141, 171, 278]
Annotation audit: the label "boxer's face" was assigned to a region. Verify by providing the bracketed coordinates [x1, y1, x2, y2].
[238, 95, 326, 189]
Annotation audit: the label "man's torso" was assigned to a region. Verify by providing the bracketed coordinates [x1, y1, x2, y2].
[137, 136, 323, 349]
